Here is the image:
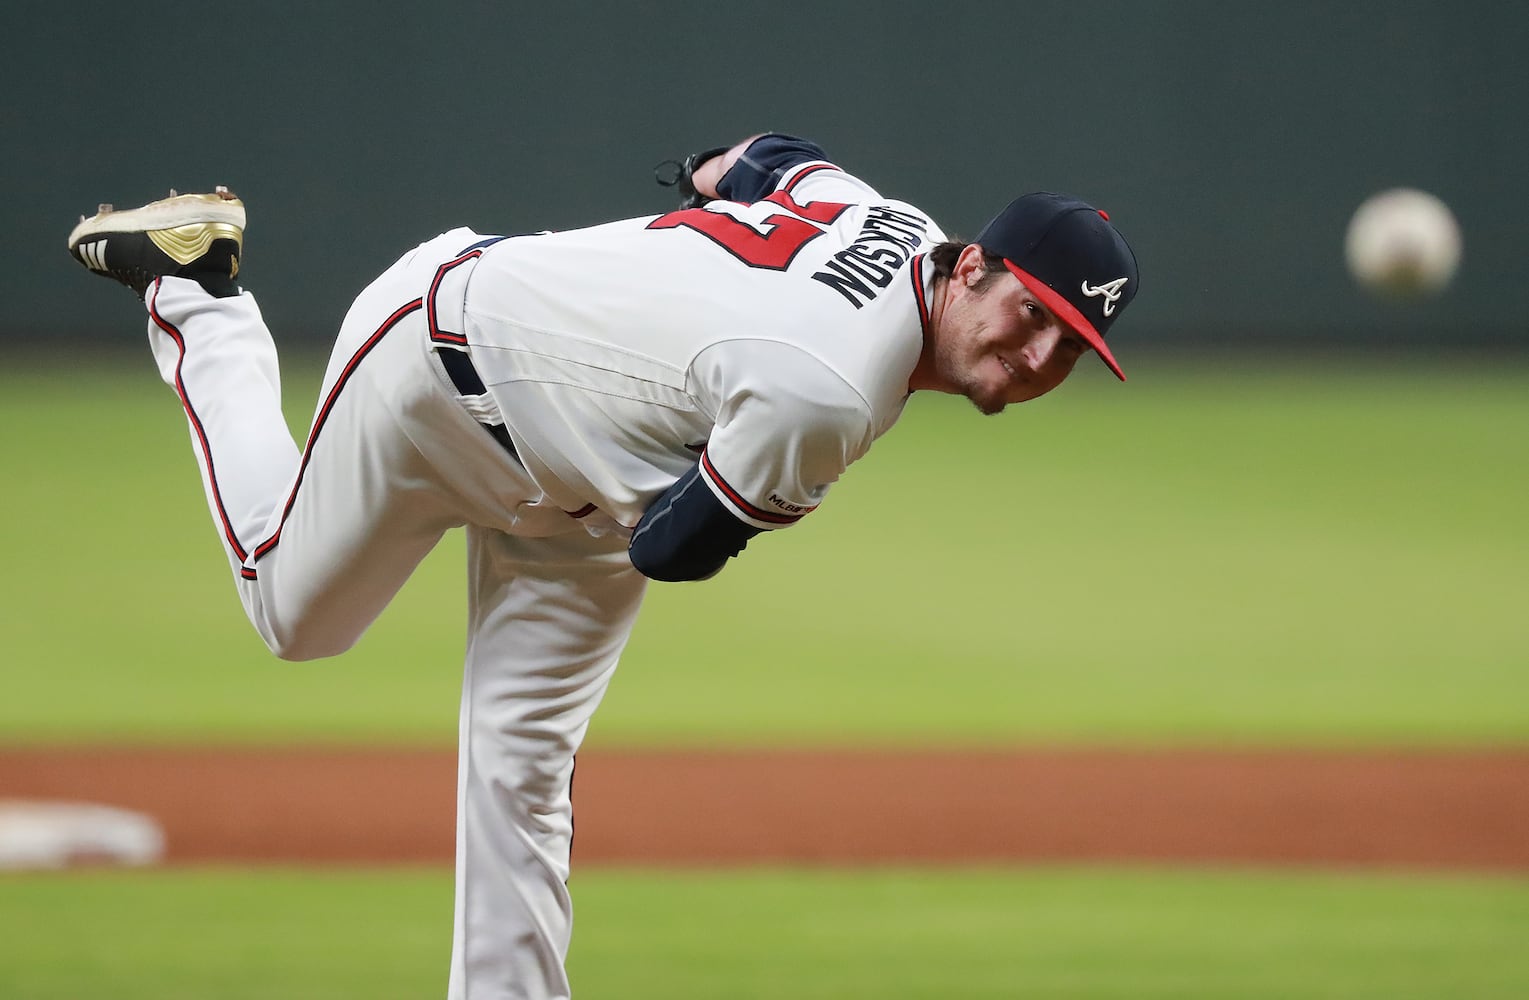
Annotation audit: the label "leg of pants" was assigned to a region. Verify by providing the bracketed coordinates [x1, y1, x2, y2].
[143, 231, 536, 660]
[143, 235, 648, 998]
[449, 526, 647, 1000]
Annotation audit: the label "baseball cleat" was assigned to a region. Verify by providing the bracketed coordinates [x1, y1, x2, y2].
[67, 187, 245, 299]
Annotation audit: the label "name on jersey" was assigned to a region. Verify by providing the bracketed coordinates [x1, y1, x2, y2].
[811, 206, 929, 308]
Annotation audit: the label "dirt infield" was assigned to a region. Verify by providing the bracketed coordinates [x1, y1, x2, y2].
[2, 747, 1527, 871]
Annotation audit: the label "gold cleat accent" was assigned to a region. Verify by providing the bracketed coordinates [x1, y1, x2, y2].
[147, 221, 244, 266]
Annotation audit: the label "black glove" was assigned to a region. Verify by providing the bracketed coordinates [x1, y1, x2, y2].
[653, 144, 730, 209]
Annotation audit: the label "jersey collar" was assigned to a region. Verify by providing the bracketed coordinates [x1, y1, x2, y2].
[908, 252, 933, 336]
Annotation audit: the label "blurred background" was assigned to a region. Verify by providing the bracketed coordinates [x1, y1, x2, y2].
[8, 1, 1527, 353]
[3, 3, 1527, 998]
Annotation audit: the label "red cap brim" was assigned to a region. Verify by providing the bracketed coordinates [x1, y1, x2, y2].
[1002, 260, 1126, 381]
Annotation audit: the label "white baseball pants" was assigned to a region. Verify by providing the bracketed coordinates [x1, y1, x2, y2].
[143, 229, 647, 1000]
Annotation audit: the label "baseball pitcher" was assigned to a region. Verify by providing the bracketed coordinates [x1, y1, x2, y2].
[66, 133, 1139, 999]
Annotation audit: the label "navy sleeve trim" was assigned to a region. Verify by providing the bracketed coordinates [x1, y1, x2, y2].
[716, 134, 832, 203]
[629, 460, 764, 582]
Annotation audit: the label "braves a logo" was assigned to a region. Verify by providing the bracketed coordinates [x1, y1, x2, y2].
[1081, 277, 1129, 316]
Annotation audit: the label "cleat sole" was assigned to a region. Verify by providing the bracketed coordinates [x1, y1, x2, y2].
[67, 191, 245, 251]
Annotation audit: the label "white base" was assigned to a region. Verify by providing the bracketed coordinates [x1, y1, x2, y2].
[0, 800, 165, 869]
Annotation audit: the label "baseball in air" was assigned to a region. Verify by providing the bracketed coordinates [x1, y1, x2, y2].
[1344, 188, 1462, 299]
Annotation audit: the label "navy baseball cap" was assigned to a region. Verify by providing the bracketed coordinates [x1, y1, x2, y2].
[974, 193, 1139, 381]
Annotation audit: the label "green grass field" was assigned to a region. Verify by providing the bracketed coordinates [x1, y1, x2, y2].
[2, 358, 1525, 999]
[1, 865, 1526, 999]
[2, 358, 1525, 746]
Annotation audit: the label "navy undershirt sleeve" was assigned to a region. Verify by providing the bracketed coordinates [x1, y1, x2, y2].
[716, 134, 831, 203]
[628, 460, 763, 582]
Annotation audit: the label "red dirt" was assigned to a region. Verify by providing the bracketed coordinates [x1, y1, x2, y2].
[2, 747, 1527, 871]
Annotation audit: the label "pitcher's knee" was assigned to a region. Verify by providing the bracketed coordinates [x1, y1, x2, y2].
[241, 585, 365, 661]
[257, 614, 360, 662]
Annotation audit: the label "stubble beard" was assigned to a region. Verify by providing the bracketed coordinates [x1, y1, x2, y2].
[968, 386, 1006, 416]
[958, 356, 1008, 415]
[934, 331, 1006, 416]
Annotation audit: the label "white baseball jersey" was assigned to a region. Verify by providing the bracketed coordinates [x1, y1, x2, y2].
[454, 159, 947, 531]
[121, 141, 949, 1000]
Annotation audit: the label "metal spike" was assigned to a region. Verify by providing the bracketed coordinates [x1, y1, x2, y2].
[79, 214, 87, 224]
[97, 203, 113, 214]
[169, 188, 179, 198]
[214, 185, 229, 194]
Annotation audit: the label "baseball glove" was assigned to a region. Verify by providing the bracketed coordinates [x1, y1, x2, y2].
[653, 144, 730, 209]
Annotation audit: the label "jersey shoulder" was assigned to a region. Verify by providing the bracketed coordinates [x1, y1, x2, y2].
[690, 338, 878, 530]
[689, 338, 876, 436]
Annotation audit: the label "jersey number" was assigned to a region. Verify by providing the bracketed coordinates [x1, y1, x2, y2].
[646, 192, 850, 271]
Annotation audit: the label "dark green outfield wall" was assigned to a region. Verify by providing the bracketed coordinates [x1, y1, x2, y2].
[8, 2, 1526, 353]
